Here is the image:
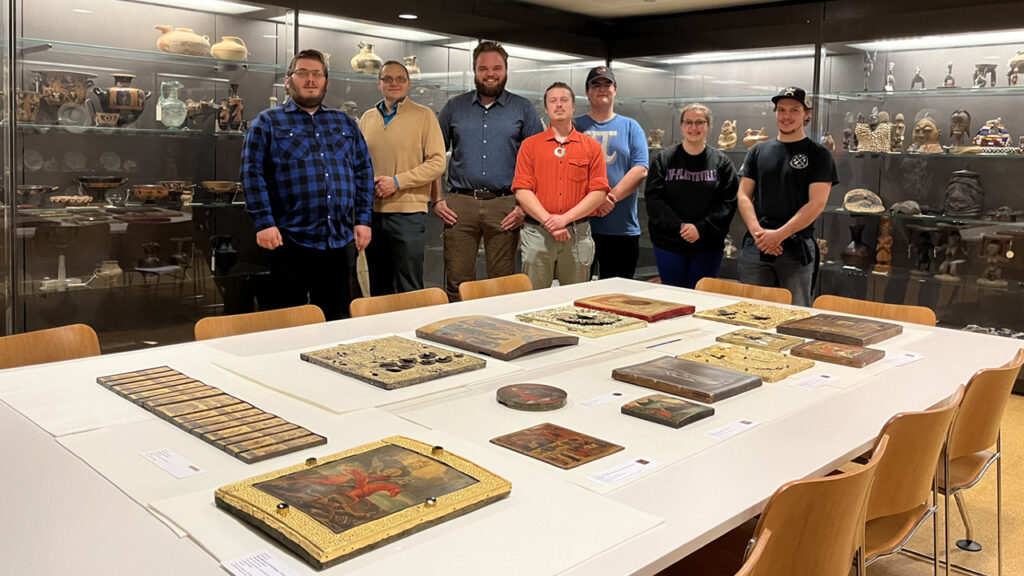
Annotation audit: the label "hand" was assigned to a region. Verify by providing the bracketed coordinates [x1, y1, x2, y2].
[256, 226, 283, 250]
[500, 205, 525, 231]
[373, 176, 398, 198]
[680, 223, 700, 243]
[433, 200, 458, 226]
[354, 224, 372, 251]
[543, 213, 570, 234]
[753, 229, 785, 256]
[594, 193, 616, 217]
[552, 228, 571, 242]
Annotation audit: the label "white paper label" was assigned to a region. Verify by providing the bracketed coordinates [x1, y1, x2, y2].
[141, 448, 204, 479]
[223, 551, 301, 576]
[884, 351, 925, 367]
[577, 391, 629, 409]
[704, 419, 759, 441]
[587, 457, 662, 486]
[790, 373, 837, 391]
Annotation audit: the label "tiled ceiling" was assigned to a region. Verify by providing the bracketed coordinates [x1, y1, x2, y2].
[513, 0, 786, 18]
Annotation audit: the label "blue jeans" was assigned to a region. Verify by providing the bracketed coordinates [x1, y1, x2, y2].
[653, 246, 724, 289]
[737, 235, 816, 307]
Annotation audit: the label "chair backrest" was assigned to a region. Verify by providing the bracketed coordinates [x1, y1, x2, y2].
[947, 348, 1024, 462]
[866, 385, 963, 522]
[695, 277, 793, 305]
[733, 529, 773, 576]
[812, 294, 936, 326]
[194, 305, 326, 341]
[749, 435, 889, 576]
[0, 324, 101, 369]
[349, 287, 449, 318]
[458, 273, 533, 301]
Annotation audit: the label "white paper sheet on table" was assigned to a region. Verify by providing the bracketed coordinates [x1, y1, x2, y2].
[149, 430, 663, 576]
[392, 349, 840, 495]
[57, 408, 430, 509]
[214, 335, 523, 414]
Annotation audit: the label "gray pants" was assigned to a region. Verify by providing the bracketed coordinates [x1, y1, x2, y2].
[365, 212, 426, 295]
[737, 235, 816, 307]
[520, 221, 595, 289]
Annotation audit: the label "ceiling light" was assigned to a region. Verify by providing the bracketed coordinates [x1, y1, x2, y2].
[263, 34, 278, 39]
[444, 41, 581, 62]
[398, 13, 418, 20]
[272, 13, 447, 42]
[659, 47, 815, 65]
[137, 0, 262, 15]
[848, 29, 1024, 52]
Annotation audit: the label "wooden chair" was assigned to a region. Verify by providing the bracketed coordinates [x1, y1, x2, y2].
[458, 273, 532, 301]
[863, 386, 964, 571]
[733, 529, 772, 576]
[0, 324, 101, 369]
[935, 349, 1024, 576]
[349, 287, 449, 318]
[743, 435, 890, 576]
[812, 294, 936, 326]
[694, 277, 793, 305]
[193, 305, 326, 341]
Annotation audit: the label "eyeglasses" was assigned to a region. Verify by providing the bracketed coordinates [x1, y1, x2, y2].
[682, 120, 708, 127]
[291, 69, 325, 79]
[379, 76, 409, 85]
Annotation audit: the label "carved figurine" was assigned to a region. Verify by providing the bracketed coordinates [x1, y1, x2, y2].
[949, 109, 972, 148]
[863, 51, 876, 91]
[743, 127, 768, 148]
[842, 127, 857, 151]
[342, 101, 359, 119]
[934, 229, 968, 282]
[892, 112, 906, 152]
[908, 116, 942, 153]
[944, 167, 984, 218]
[647, 128, 665, 149]
[821, 132, 835, 151]
[974, 63, 997, 87]
[816, 238, 829, 260]
[717, 120, 737, 150]
[910, 67, 925, 90]
[854, 107, 892, 153]
[874, 216, 894, 274]
[943, 61, 957, 88]
[885, 62, 895, 92]
[1008, 51, 1024, 86]
[908, 230, 934, 275]
[978, 236, 1010, 287]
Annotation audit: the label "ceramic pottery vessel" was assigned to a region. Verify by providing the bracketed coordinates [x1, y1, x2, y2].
[350, 41, 383, 75]
[216, 84, 244, 132]
[16, 91, 42, 122]
[404, 55, 420, 75]
[93, 74, 152, 126]
[840, 224, 873, 270]
[132, 184, 170, 203]
[155, 25, 211, 56]
[138, 242, 163, 268]
[34, 70, 96, 106]
[211, 36, 248, 61]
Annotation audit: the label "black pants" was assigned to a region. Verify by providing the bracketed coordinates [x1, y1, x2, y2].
[593, 233, 640, 280]
[266, 240, 355, 321]
[365, 212, 426, 295]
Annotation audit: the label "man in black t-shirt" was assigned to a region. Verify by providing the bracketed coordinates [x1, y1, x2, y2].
[736, 86, 838, 306]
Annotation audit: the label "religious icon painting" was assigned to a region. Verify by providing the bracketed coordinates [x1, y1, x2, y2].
[573, 293, 695, 322]
[775, 314, 903, 346]
[300, 335, 486, 390]
[612, 355, 762, 403]
[416, 315, 579, 360]
[215, 436, 511, 570]
[496, 383, 567, 411]
[490, 422, 623, 469]
[789, 339, 885, 368]
[621, 394, 715, 429]
[715, 328, 804, 352]
[694, 301, 812, 329]
[515, 305, 647, 337]
[678, 344, 814, 383]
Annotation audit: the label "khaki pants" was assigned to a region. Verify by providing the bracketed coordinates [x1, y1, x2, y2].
[442, 193, 519, 301]
[520, 221, 595, 289]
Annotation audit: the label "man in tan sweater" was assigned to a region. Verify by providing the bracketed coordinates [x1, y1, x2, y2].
[358, 60, 446, 294]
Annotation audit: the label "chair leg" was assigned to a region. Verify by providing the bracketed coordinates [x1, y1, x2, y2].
[933, 475, 940, 576]
[954, 491, 981, 551]
[997, 434, 1002, 576]
[946, 453, 951, 576]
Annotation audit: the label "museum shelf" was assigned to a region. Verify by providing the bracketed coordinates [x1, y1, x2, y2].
[821, 85, 1024, 102]
[821, 207, 1024, 231]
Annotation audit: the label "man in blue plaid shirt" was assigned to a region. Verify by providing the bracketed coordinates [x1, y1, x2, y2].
[242, 49, 374, 320]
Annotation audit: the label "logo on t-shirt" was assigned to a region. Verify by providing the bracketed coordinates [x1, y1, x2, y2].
[583, 129, 618, 164]
[665, 168, 718, 183]
[790, 154, 809, 169]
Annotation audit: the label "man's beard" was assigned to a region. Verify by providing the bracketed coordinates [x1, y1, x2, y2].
[475, 75, 507, 98]
[287, 84, 326, 109]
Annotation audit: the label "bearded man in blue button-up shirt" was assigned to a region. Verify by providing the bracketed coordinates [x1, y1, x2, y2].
[242, 49, 374, 320]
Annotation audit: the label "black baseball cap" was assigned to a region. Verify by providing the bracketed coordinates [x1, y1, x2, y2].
[586, 65, 616, 87]
[771, 86, 812, 109]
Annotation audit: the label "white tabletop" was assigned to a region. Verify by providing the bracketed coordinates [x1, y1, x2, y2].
[2, 278, 1018, 575]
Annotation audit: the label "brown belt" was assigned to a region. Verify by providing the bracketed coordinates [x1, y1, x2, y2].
[449, 187, 513, 200]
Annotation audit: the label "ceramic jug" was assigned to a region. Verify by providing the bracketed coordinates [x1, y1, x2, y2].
[158, 80, 187, 129]
[211, 36, 248, 61]
[34, 69, 96, 106]
[154, 25, 211, 56]
[350, 41, 383, 75]
[404, 55, 420, 75]
[93, 73, 152, 126]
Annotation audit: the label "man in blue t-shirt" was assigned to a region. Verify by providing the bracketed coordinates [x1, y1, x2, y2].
[574, 66, 649, 280]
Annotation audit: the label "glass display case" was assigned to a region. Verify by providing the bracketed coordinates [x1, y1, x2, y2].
[818, 32, 1024, 331]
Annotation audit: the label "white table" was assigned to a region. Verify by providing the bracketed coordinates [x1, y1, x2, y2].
[2, 278, 1018, 575]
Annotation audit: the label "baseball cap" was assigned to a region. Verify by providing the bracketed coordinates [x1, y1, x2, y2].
[771, 86, 812, 109]
[586, 65, 616, 87]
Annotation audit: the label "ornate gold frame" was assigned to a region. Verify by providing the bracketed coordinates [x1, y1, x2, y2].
[215, 436, 511, 569]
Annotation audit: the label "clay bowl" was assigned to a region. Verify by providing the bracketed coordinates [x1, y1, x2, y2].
[156, 180, 195, 193]
[17, 184, 58, 206]
[132, 184, 170, 202]
[75, 175, 127, 189]
[201, 180, 241, 194]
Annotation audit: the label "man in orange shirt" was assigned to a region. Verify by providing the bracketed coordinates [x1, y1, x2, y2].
[513, 82, 610, 288]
